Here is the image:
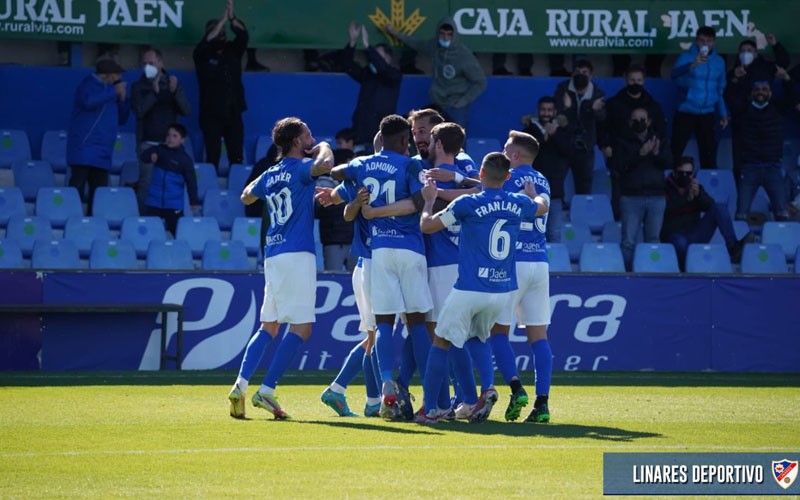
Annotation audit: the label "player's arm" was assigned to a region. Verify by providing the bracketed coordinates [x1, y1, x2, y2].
[437, 186, 480, 202]
[361, 198, 416, 220]
[314, 185, 344, 207]
[241, 177, 260, 205]
[308, 142, 334, 177]
[419, 179, 448, 234]
[523, 180, 550, 216]
[343, 188, 370, 222]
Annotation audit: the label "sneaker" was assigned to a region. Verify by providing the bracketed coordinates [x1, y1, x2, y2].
[364, 402, 381, 417]
[228, 384, 246, 419]
[395, 380, 415, 421]
[441, 407, 457, 421]
[320, 388, 357, 417]
[454, 402, 476, 420]
[252, 392, 290, 420]
[469, 388, 499, 423]
[504, 386, 529, 422]
[413, 406, 442, 425]
[525, 403, 551, 423]
[379, 380, 398, 419]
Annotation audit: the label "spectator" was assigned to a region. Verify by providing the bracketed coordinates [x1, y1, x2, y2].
[522, 96, 571, 242]
[66, 59, 130, 214]
[661, 156, 754, 269]
[386, 17, 486, 131]
[131, 47, 191, 212]
[730, 79, 795, 221]
[335, 128, 356, 156]
[600, 64, 667, 218]
[193, 0, 247, 171]
[139, 123, 200, 235]
[339, 21, 402, 154]
[315, 145, 357, 272]
[670, 26, 729, 170]
[609, 107, 672, 269]
[554, 59, 606, 195]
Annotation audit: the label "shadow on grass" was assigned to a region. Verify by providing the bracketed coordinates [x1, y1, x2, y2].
[295, 419, 442, 435]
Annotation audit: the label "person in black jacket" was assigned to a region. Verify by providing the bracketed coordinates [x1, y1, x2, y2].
[193, 0, 247, 171]
[140, 124, 200, 235]
[315, 146, 356, 271]
[661, 156, 754, 269]
[340, 21, 402, 153]
[610, 107, 672, 269]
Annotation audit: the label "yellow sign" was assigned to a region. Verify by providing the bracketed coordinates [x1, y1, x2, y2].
[369, 0, 426, 45]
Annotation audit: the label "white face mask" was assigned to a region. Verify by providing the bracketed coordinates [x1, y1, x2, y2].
[438, 38, 451, 48]
[143, 64, 158, 79]
[739, 51, 755, 66]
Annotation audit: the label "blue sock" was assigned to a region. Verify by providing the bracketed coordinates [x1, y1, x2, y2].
[334, 343, 365, 389]
[466, 337, 494, 392]
[437, 371, 451, 410]
[237, 329, 272, 381]
[423, 346, 448, 412]
[262, 332, 303, 389]
[409, 323, 431, 379]
[363, 353, 380, 399]
[370, 347, 381, 391]
[449, 345, 477, 405]
[490, 334, 519, 384]
[375, 322, 395, 383]
[397, 334, 416, 388]
[448, 350, 464, 407]
[532, 339, 553, 397]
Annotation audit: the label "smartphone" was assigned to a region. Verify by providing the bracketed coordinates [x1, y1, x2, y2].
[700, 45, 709, 56]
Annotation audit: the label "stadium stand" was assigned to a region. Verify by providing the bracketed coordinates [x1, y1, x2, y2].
[120, 216, 168, 259]
[201, 240, 250, 271]
[5, 215, 51, 257]
[202, 188, 244, 231]
[546, 242, 572, 272]
[710, 219, 750, 245]
[193, 162, 218, 201]
[12, 160, 54, 202]
[146, 240, 194, 270]
[254, 135, 271, 163]
[35, 187, 83, 229]
[64, 216, 111, 258]
[696, 169, 736, 216]
[561, 221, 593, 262]
[579, 243, 625, 273]
[231, 216, 263, 259]
[0, 187, 28, 228]
[465, 137, 502, 164]
[589, 168, 612, 198]
[0, 239, 24, 268]
[40, 130, 68, 173]
[175, 216, 221, 258]
[227, 164, 253, 194]
[570, 194, 614, 233]
[92, 187, 139, 229]
[685, 244, 733, 274]
[0, 129, 31, 168]
[111, 132, 137, 173]
[118, 161, 139, 188]
[740, 243, 788, 274]
[31, 239, 81, 269]
[632, 243, 680, 273]
[89, 239, 138, 270]
[760, 222, 800, 262]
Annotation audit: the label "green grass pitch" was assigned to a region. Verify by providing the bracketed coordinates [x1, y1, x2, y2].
[1, 371, 798, 498]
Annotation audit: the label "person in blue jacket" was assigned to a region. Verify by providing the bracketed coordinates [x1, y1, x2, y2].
[670, 26, 730, 170]
[140, 123, 200, 235]
[67, 59, 130, 213]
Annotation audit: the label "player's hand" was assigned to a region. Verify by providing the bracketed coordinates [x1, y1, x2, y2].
[356, 187, 370, 206]
[348, 20, 359, 45]
[385, 23, 399, 37]
[693, 52, 708, 67]
[523, 179, 538, 199]
[314, 186, 335, 207]
[652, 137, 661, 156]
[520, 114, 533, 126]
[421, 178, 437, 203]
[168, 75, 178, 93]
[360, 25, 369, 48]
[639, 137, 656, 156]
[426, 168, 455, 183]
[775, 66, 790, 81]
[562, 91, 572, 110]
[150, 152, 158, 163]
[602, 146, 613, 158]
[114, 80, 127, 101]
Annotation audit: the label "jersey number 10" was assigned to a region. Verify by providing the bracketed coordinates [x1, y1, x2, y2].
[265, 187, 293, 226]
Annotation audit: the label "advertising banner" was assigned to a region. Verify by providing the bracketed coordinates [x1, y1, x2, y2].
[0, 0, 797, 53]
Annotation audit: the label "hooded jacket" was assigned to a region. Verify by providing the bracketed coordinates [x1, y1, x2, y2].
[140, 143, 199, 210]
[661, 175, 715, 242]
[396, 17, 486, 107]
[671, 44, 728, 117]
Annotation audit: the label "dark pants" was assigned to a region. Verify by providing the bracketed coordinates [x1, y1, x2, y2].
[668, 203, 737, 269]
[201, 111, 244, 170]
[68, 164, 109, 215]
[145, 206, 182, 236]
[736, 162, 789, 220]
[568, 148, 594, 195]
[671, 111, 717, 169]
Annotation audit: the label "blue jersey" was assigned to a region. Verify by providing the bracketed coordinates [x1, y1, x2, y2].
[423, 162, 467, 268]
[440, 188, 538, 293]
[250, 157, 316, 258]
[501, 165, 550, 263]
[342, 150, 425, 255]
[337, 180, 371, 259]
[414, 152, 478, 178]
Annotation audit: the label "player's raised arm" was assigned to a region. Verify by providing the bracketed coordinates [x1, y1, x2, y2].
[308, 141, 334, 177]
[523, 179, 550, 216]
[419, 178, 447, 234]
[361, 198, 416, 220]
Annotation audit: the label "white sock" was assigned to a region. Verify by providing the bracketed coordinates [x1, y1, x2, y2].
[235, 377, 248, 393]
[258, 385, 275, 395]
[366, 397, 382, 406]
[330, 382, 346, 394]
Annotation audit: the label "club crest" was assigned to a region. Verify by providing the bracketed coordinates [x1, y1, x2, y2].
[772, 459, 798, 490]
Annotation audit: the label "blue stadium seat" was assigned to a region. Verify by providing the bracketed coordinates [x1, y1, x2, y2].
[202, 240, 250, 271]
[40, 130, 69, 173]
[35, 187, 83, 229]
[696, 169, 736, 216]
[111, 132, 137, 173]
[12, 160, 55, 202]
[0, 129, 31, 168]
[590, 168, 612, 197]
[92, 187, 139, 229]
[561, 221, 593, 262]
[593, 146, 607, 171]
[601, 220, 621, 243]
[465, 137, 502, 163]
[716, 136, 733, 169]
[685, 244, 733, 274]
[5, 215, 52, 257]
[546, 243, 572, 272]
[31, 239, 81, 269]
[89, 239, 138, 270]
[563, 169, 575, 204]
[202, 188, 244, 230]
[254, 135, 271, 163]
[761, 222, 800, 262]
[570, 194, 614, 233]
[711, 219, 750, 245]
[632, 243, 680, 273]
[228, 164, 253, 195]
[0, 239, 24, 268]
[231, 216, 263, 258]
[796, 247, 800, 274]
[0, 187, 27, 227]
[118, 161, 139, 188]
[740, 243, 788, 274]
[579, 243, 625, 273]
[64, 216, 111, 258]
[175, 216, 221, 258]
[146, 240, 194, 270]
[120, 216, 167, 259]
[748, 187, 772, 219]
[193, 162, 218, 201]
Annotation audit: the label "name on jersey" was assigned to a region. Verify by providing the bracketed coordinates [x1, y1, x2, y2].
[266, 172, 292, 188]
[475, 200, 522, 218]
[366, 162, 398, 175]
[514, 174, 548, 190]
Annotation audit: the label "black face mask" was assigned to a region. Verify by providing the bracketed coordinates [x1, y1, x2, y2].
[631, 119, 648, 134]
[572, 73, 589, 89]
[674, 174, 692, 187]
[626, 83, 644, 96]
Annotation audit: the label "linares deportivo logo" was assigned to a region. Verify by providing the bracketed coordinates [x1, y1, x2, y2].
[772, 459, 798, 490]
[369, 0, 425, 46]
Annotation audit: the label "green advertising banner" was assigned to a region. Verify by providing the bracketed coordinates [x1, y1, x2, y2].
[0, 0, 798, 54]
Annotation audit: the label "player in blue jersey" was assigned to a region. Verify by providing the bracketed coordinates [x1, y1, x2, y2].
[227, 117, 333, 420]
[331, 114, 433, 419]
[416, 152, 549, 424]
[409, 108, 479, 182]
[491, 130, 555, 423]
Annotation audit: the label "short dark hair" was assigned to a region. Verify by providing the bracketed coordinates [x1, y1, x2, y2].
[430, 123, 465, 156]
[675, 156, 695, 170]
[625, 64, 646, 78]
[379, 114, 410, 146]
[272, 117, 306, 158]
[508, 130, 540, 159]
[538, 96, 556, 107]
[408, 108, 444, 126]
[439, 23, 454, 32]
[168, 123, 187, 138]
[575, 59, 594, 73]
[481, 152, 511, 182]
[738, 39, 757, 51]
[142, 47, 163, 61]
[335, 128, 355, 142]
[696, 26, 716, 39]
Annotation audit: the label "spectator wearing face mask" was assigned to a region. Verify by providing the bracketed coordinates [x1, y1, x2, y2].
[661, 156, 754, 269]
[131, 47, 191, 212]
